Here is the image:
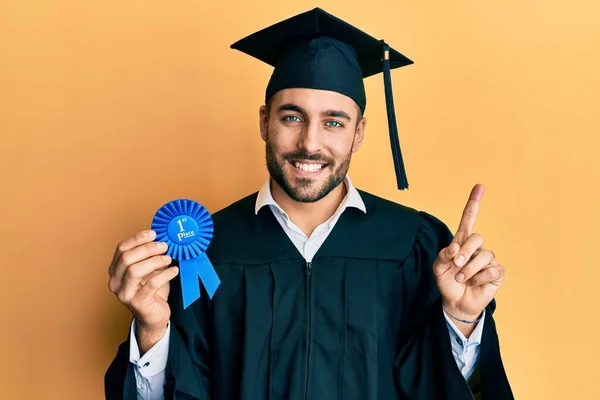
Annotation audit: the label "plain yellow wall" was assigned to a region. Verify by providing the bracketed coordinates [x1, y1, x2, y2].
[1, 0, 599, 398]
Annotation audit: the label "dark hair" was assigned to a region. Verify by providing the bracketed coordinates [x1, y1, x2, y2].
[265, 95, 275, 116]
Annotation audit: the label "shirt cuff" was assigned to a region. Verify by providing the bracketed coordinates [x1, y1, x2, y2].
[129, 319, 171, 378]
[444, 309, 485, 346]
[444, 308, 484, 381]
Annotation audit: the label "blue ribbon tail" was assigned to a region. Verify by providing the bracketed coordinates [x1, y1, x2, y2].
[179, 254, 220, 309]
[195, 253, 221, 298]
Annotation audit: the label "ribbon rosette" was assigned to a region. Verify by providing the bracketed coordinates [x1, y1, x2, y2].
[151, 199, 220, 309]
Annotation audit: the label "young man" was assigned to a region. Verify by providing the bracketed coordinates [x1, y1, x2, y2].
[106, 8, 513, 400]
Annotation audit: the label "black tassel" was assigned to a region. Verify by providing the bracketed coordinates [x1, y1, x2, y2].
[382, 42, 409, 190]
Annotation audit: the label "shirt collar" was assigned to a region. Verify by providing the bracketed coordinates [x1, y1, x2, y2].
[255, 175, 366, 216]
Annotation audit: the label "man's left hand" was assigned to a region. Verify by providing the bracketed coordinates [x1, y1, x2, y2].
[433, 184, 505, 322]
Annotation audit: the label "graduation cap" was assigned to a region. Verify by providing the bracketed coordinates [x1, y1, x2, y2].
[230, 7, 413, 190]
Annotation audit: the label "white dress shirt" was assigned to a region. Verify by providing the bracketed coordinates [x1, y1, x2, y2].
[129, 176, 484, 399]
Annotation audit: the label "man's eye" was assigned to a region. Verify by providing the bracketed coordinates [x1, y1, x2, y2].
[283, 115, 302, 122]
[326, 120, 343, 128]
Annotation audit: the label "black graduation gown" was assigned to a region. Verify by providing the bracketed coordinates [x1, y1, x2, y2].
[105, 190, 514, 400]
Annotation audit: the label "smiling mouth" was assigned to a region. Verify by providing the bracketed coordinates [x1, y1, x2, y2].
[291, 161, 327, 173]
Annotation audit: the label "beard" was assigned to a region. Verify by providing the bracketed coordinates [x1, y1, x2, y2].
[265, 139, 352, 203]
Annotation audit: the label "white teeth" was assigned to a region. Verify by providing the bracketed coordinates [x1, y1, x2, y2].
[294, 162, 324, 173]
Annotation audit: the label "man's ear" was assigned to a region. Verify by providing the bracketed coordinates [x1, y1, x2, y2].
[259, 105, 268, 142]
[352, 116, 367, 153]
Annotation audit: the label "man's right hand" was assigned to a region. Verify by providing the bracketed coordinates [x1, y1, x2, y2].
[108, 230, 179, 354]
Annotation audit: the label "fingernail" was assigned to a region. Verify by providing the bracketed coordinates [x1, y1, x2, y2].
[456, 273, 465, 283]
[162, 255, 171, 263]
[157, 242, 168, 249]
[455, 255, 465, 267]
[148, 230, 156, 240]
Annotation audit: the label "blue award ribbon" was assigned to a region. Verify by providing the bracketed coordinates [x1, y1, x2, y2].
[151, 199, 220, 309]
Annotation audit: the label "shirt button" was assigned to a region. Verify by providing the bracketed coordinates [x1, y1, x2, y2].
[143, 362, 150, 367]
[455, 337, 462, 346]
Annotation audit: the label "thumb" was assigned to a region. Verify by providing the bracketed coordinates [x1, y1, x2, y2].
[434, 242, 460, 276]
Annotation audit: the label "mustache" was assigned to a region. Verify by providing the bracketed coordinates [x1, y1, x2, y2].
[282, 151, 333, 164]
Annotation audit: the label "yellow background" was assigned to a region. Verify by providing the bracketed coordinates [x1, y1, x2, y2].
[1, 0, 598, 398]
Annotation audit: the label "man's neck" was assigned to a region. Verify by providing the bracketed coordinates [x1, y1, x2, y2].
[270, 179, 347, 237]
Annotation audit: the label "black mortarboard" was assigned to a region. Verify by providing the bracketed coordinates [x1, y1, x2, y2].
[230, 7, 413, 190]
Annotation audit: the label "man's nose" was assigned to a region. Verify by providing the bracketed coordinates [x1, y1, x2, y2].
[298, 120, 322, 154]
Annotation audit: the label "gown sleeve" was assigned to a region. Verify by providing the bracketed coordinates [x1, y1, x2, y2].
[105, 270, 213, 400]
[393, 211, 514, 400]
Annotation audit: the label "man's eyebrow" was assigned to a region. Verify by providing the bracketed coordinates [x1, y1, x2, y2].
[277, 104, 352, 122]
[322, 109, 352, 121]
[278, 104, 306, 114]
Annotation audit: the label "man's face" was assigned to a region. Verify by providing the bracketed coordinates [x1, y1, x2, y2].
[260, 88, 366, 203]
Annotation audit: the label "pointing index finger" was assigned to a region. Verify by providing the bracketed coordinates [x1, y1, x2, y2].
[456, 184, 484, 238]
